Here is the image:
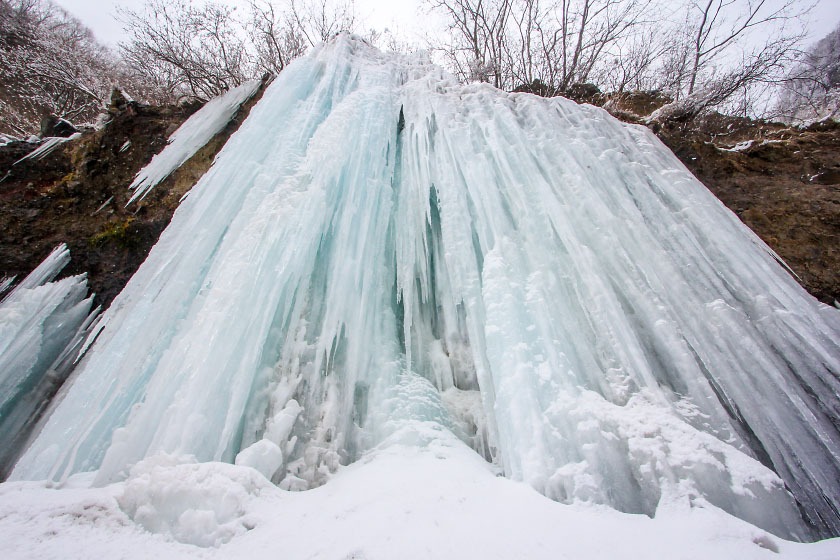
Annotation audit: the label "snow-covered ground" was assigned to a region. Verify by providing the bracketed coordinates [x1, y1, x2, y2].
[2, 433, 839, 560]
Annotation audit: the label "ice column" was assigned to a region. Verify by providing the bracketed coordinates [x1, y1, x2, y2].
[0, 245, 96, 476]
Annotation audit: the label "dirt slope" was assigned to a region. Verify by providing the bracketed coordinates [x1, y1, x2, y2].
[0, 81, 268, 309]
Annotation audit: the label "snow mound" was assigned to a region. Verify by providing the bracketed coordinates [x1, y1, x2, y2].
[116, 455, 273, 547]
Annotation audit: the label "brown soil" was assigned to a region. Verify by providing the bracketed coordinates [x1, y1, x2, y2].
[653, 118, 840, 305]
[0, 80, 269, 310]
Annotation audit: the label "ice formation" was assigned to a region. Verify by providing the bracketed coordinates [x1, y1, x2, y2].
[127, 80, 262, 203]
[9, 36, 840, 541]
[14, 133, 82, 164]
[0, 133, 19, 147]
[0, 245, 96, 476]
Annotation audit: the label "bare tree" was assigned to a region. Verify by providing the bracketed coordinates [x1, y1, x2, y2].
[539, 0, 654, 91]
[650, 0, 812, 120]
[426, 0, 512, 87]
[118, 0, 255, 102]
[594, 28, 668, 93]
[684, 0, 805, 96]
[428, 0, 655, 92]
[774, 22, 840, 123]
[118, 0, 360, 103]
[0, 0, 116, 135]
[427, 0, 817, 120]
[290, 0, 357, 47]
[248, 0, 307, 75]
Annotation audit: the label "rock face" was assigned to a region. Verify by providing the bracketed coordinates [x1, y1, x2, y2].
[0, 83, 267, 311]
[39, 114, 78, 138]
[654, 117, 840, 305]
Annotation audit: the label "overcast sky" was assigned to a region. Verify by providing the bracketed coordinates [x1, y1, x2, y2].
[53, 0, 427, 46]
[54, 0, 839, 51]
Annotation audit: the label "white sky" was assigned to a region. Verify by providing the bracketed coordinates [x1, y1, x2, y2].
[53, 0, 428, 47]
[55, 0, 840, 51]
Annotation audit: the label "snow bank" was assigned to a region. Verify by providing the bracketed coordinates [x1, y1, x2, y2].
[1, 442, 839, 559]
[117, 454, 271, 547]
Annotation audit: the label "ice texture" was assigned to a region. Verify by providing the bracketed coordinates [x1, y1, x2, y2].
[10, 36, 840, 540]
[127, 80, 262, 203]
[0, 245, 96, 476]
[0, 276, 14, 296]
[116, 454, 269, 547]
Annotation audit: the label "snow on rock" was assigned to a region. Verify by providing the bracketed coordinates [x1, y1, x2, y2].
[718, 139, 785, 153]
[720, 140, 755, 152]
[127, 80, 262, 203]
[7, 34, 840, 546]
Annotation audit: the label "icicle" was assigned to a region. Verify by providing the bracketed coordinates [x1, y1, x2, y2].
[13, 134, 81, 165]
[127, 80, 262, 204]
[0, 244, 95, 476]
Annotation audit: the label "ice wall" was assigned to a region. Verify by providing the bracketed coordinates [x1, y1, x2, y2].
[0, 245, 96, 476]
[10, 36, 840, 540]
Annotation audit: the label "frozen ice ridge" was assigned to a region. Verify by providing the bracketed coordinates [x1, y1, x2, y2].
[127, 79, 263, 204]
[10, 35, 840, 541]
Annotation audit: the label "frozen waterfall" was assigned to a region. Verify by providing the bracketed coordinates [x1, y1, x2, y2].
[9, 36, 840, 541]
